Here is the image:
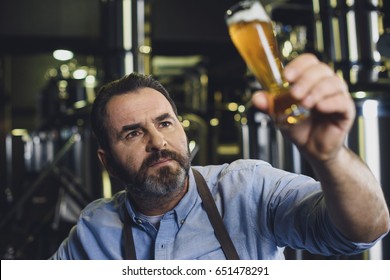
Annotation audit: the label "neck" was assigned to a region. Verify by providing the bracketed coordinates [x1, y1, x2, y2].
[128, 178, 189, 216]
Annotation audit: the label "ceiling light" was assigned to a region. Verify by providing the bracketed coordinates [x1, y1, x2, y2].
[53, 49, 74, 61]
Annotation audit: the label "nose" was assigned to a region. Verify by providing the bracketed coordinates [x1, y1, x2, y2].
[146, 128, 167, 152]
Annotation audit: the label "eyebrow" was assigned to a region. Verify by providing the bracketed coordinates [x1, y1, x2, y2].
[154, 113, 172, 123]
[118, 113, 174, 139]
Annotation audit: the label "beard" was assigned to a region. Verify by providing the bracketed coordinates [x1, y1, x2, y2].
[108, 148, 191, 201]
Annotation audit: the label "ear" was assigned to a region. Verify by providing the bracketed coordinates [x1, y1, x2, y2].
[97, 148, 117, 177]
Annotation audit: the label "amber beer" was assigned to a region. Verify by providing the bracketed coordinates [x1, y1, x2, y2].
[226, 1, 309, 125]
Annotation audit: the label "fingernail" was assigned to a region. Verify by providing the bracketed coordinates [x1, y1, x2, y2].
[284, 68, 296, 81]
[302, 95, 313, 107]
[290, 84, 301, 97]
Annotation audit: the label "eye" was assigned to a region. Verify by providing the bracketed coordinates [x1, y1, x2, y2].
[125, 129, 142, 139]
[159, 121, 172, 128]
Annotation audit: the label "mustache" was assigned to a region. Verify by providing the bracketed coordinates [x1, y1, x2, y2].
[142, 149, 184, 169]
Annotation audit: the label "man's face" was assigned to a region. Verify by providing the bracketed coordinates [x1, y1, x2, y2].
[98, 88, 191, 200]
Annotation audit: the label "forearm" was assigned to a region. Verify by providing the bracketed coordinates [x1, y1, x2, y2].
[310, 146, 389, 242]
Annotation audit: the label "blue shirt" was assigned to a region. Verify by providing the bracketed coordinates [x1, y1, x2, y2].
[50, 159, 378, 260]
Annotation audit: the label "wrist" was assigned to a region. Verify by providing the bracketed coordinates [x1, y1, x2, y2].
[308, 146, 352, 181]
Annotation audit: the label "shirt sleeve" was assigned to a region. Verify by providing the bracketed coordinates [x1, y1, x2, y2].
[49, 225, 88, 260]
[49, 192, 126, 260]
[261, 164, 381, 256]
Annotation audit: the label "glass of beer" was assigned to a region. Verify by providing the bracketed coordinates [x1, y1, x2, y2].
[225, 0, 309, 126]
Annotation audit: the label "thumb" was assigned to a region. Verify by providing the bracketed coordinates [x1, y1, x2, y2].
[251, 91, 272, 113]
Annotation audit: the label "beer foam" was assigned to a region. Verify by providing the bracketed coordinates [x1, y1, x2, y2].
[226, 1, 270, 25]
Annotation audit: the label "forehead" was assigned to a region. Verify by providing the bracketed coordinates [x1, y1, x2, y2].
[105, 87, 175, 126]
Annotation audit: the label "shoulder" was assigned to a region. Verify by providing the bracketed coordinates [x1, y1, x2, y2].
[192, 159, 317, 196]
[80, 190, 127, 225]
[52, 191, 128, 259]
[191, 159, 275, 196]
[193, 158, 270, 173]
[193, 159, 282, 184]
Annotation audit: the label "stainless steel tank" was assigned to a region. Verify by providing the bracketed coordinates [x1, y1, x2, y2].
[349, 90, 390, 260]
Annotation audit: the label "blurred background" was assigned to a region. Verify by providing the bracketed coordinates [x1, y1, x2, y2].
[0, 0, 390, 260]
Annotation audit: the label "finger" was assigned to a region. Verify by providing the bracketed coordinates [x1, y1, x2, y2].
[284, 53, 320, 81]
[301, 75, 349, 109]
[251, 91, 270, 112]
[314, 96, 356, 132]
[288, 62, 335, 100]
[315, 92, 355, 118]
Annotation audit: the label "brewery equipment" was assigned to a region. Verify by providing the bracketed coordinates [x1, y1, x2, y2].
[348, 88, 390, 260]
[1, 60, 103, 259]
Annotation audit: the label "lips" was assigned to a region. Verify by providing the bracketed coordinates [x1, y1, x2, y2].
[149, 157, 172, 167]
[143, 150, 179, 169]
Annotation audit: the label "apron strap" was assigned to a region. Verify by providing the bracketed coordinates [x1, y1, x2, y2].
[123, 207, 137, 260]
[192, 169, 240, 260]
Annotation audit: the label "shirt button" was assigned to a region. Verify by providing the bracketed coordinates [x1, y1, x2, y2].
[136, 218, 143, 224]
[180, 219, 185, 225]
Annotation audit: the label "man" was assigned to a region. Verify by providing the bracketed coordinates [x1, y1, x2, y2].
[50, 54, 389, 259]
